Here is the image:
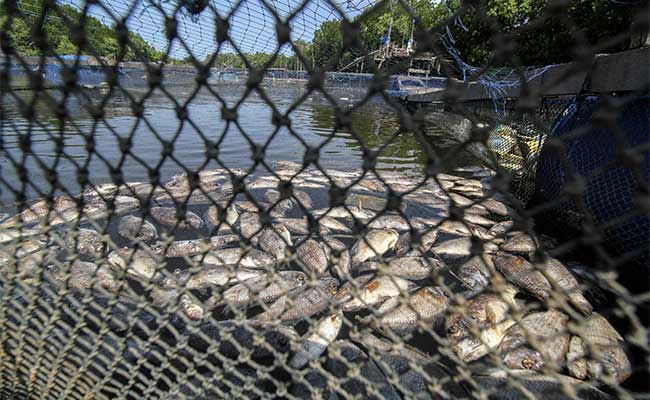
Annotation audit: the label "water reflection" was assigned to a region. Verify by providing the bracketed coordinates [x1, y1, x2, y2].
[0, 85, 478, 210]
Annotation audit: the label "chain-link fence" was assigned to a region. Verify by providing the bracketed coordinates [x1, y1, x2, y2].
[0, 0, 648, 398]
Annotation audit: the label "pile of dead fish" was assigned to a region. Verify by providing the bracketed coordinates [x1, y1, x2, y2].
[0, 161, 631, 399]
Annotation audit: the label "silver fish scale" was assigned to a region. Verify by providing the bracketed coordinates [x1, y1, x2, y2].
[0, 6, 645, 398]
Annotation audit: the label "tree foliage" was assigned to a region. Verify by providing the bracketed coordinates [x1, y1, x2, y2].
[1, 0, 164, 62]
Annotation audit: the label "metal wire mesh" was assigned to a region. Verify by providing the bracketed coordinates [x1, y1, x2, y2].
[0, 0, 648, 399]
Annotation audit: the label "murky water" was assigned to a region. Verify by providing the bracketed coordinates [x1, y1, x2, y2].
[0, 84, 478, 211]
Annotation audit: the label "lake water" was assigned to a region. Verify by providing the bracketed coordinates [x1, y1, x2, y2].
[0, 84, 478, 211]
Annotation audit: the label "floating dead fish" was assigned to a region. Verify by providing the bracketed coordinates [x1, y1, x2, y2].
[452, 318, 515, 362]
[357, 257, 445, 280]
[567, 336, 588, 380]
[367, 215, 424, 231]
[575, 313, 631, 383]
[53, 260, 120, 294]
[152, 235, 239, 258]
[463, 213, 496, 227]
[238, 211, 262, 240]
[290, 312, 343, 368]
[296, 239, 329, 276]
[185, 265, 264, 290]
[318, 216, 352, 233]
[312, 206, 375, 220]
[64, 228, 106, 258]
[488, 220, 515, 237]
[205, 204, 239, 229]
[345, 193, 401, 213]
[456, 256, 492, 294]
[214, 270, 307, 309]
[234, 201, 265, 213]
[151, 278, 204, 320]
[255, 277, 339, 322]
[150, 206, 204, 230]
[436, 173, 464, 182]
[361, 287, 449, 334]
[350, 229, 399, 265]
[355, 178, 386, 193]
[107, 247, 161, 280]
[118, 215, 158, 242]
[258, 225, 292, 260]
[113, 196, 141, 215]
[481, 198, 513, 216]
[394, 229, 439, 257]
[198, 248, 275, 269]
[322, 236, 351, 280]
[293, 191, 313, 209]
[498, 309, 570, 371]
[247, 176, 279, 189]
[340, 275, 415, 312]
[491, 252, 552, 300]
[500, 233, 537, 253]
[335, 274, 375, 304]
[535, 256, 592, 315]
[432, 237, 498, 258]
[276, 217, 329, 236]
[446, 284, 519, 340]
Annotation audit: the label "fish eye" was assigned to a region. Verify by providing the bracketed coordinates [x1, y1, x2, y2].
[522, 357, 535, 369]
[278, 336, 288, 346]
[448, 325, 459, 334]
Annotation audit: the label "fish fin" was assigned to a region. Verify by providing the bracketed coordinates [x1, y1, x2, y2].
[485, 304, 497, 325]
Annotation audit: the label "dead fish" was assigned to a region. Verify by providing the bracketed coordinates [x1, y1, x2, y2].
[500, 233, 537, 253]
[54, 260, 120, 294]
[345, 193, 397, 212]
[436, 173, 464, 182]
[64, 228, 105, 258]
[255, 277, 339, 322]
[535, 256, 592, 315]
[205, 204, 239, 229]
[498, 310, 570, 371]
[448, 193, 474, 207]
[214, 271, 307, 309]
[264, 189, 294, 210]
[432, 237, 498, 258]
[258, 225, 292, 260]
[234, 201, 265, 213]
[275, 217, 329, 236]
[456, 256, 492, 294]
[350, 229, 399, 265]
[335, 274, 375, 304]
[107, 247, 160, 280]
[361, 287, 449, 334]
[394, 229, 439, 256]
[488, 220, 515, 237]
[151, 279, 204, 320]
[567, 336, 588, 380]
[340, 275, 415, 312]
[480, 198, 513, 216]
[150, 206, 204, 230]
[491, 252, 552, 300]
[290, 312, 343, 368]
[357, 257, 445, 280]
[293, 191, 313, 209]
[113, 196, 141, 215]
[312, 206, 375, 220]
[238, 211, 262, 240]
[322, 236, 351, 280]
[118, 215, 158, 242]
[367, 215, 424, 231]
[198, 248, 275, 269]
[446, 285, 520, 342]
[296, 239, 329, 276]
[463, 213, 496, 227]
[452, 318, 515, 362]
[247, 176, 279, 189]
[185, 265, 264, 290]
[438, 179, 455, 190]
[318, 216, 352, 233]
[577, 313, 631, 383]
[355, 178, 386, 193]
[3, 196, 77, 226]
[152, 235, 239, 258]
